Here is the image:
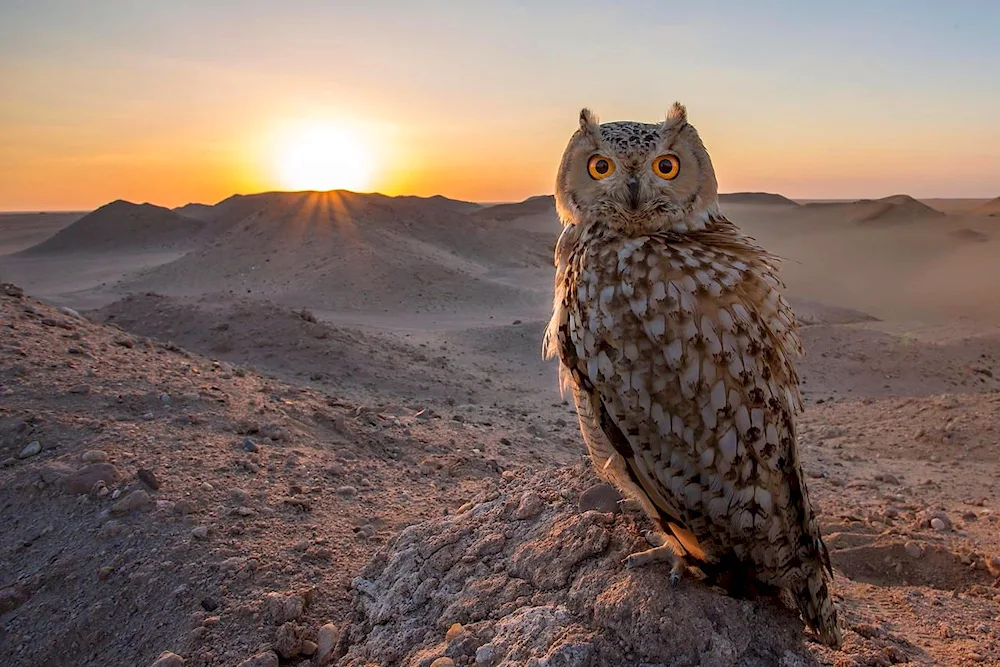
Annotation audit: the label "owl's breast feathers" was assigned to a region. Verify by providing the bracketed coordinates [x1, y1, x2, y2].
[544, 217, 834, 587]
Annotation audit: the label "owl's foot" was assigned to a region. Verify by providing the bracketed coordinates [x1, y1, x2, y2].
[623, 530, 688, 585]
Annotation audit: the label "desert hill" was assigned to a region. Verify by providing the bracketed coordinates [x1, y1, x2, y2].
[973, 196, 1000, 217]
[474, 194, 556, 221]
[17, 200, 204, 255]
[719, 191, 800, 206]
[803, 194, 944, 223]
[113, 191, 556, 316]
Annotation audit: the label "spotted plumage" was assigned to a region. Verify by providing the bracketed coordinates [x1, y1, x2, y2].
[543, 103, 842, 647]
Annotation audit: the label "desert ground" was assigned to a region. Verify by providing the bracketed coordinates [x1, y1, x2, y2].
[2, 190, 1000, 666]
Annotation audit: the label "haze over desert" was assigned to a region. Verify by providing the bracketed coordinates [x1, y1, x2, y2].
[3, 2, 1000, 666]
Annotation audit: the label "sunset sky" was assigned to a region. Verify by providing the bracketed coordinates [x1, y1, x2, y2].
[2, 1, 998, 211]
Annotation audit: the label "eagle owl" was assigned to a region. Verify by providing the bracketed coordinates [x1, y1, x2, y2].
[543, 103, 841, 647]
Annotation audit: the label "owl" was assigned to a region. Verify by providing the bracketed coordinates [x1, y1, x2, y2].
[543, 103, 841, 648]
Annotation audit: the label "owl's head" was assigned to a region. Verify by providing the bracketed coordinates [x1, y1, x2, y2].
[554, 102, 720, 235]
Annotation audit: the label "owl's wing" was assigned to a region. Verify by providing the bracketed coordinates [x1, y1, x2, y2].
[568, 228, 833, 576]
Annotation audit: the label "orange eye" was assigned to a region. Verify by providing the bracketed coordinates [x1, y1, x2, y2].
[587, 154, 615, 180]
[652, 154, 680, 180]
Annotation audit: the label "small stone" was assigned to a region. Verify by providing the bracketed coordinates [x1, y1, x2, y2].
[430, 659, 456, 667]
[315, 623, 340, 663]
[191, 526, 210, 539]
[299, 640, 317, 656]
[174, 500, 197, 515]
[274, 621, 304, 658]
[445, 622, 464, 642]
[475, 644, 497, 666]
[931, 517, 948, 531]
[81, 450, 109, 463]
[18, 441, 41, 458]
[266, 592, 305, 624]
[200, 598, 219, 612]
[579, 482, 623, 514]
[97, 566, 114, 580]
[235, 651, 279, 667]
[243, 438, 258, 452]
[200, 482, 214, 491]
[60, 462, 121, 495]
[112, 489, 151, 513]
[160, 393, 171, 404]
[336, 486, 358, 497]
[514, 491, 545, 520]
[149, 651, 185, 667]
[138, 468, 160, 490]
[904, 541, 923, 559]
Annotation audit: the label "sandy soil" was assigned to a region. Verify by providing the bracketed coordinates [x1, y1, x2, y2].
[2, 190, 1000, 666]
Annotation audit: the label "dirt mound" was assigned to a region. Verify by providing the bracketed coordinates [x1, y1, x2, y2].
[338, 465, 825, 666]
[949, 228, 990, 242]
[0, 284, 579, 667]
[114, 191, 553, 315]
[17, 201, 204, 255]
[972, 197, 1000, 216]
[90, 293, 485, 403]
[719, 192, 800, 206]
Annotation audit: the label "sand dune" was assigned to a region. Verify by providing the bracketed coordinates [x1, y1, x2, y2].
[972, 196, 1000, 216]
[802, 194, 944, 223]
[16, 200, 203, 255]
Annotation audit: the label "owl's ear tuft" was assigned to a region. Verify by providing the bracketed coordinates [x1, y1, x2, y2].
[666, 102, 687, 123]
[579, 107, 599, 130]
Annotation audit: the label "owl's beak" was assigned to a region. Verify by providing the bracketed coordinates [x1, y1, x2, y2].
[627, 177, 641, 210]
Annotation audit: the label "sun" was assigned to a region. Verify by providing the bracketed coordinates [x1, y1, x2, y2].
[274, 122, 376, 192]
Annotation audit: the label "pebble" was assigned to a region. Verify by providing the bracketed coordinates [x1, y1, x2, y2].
[200, 482, 214, 492]
[235, 651, 279, 667]
[112, 489, 151, 513]
[445, 622, 464, 642]
[81, 450, 109, 463]
[430, 659, 456, 667]
[315, 623, 340, 663]
[18, 441, 41, 458]
[149, 651, 185, 667]
[174, 500, 197, 515]
[266, 592, 305, 624]
[578, 483, 623, 514]
[243, 438, 258, 452]
[138, 468, 160, 490]
[59, 462, 121, 495]
[931, 518, 948, 532]
[160, 394, 171, 404]
[97, 566, 114, 581]
[191, 526, 210, 540]
[475, 644, 497, 666]
[904, 541, 923, 559]
[299, 640, 318, 656]
[336, 486, 358, 497]
[514, 491, 545, 520]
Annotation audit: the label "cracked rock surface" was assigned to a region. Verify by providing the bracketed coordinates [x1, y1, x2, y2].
[337, 464, 820, 666]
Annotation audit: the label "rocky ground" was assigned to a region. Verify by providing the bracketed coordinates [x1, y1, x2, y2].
[2, 280, 1000, 666]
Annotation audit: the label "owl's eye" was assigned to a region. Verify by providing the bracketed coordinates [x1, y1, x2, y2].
[652, 154, 681, 180]
[587, 155, 615, 180]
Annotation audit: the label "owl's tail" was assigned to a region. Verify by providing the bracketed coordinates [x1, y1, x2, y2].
[794, 560, 842, 648]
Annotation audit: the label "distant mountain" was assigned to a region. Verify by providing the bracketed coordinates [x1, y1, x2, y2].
[474, 195, 556, 221]
[18, 200, 204, 255]
[173, 202, 217, 222]
[803, 194, 945, 223]
[718, 192, 800, 206]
